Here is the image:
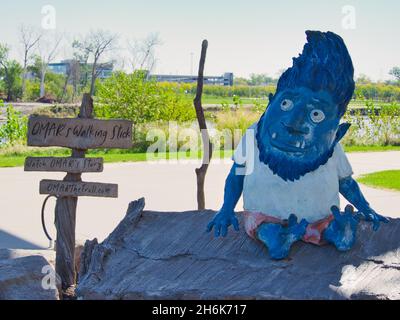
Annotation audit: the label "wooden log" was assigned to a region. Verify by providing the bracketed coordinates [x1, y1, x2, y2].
[79, 198, 145, 282]
[24, 157, 103, 173]
[76, 199, 400, 300]
[27, 116, 133, 149]
[40, 180, 118, 198]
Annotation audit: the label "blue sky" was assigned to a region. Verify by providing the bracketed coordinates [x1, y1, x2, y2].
[0, 0, 399, 80]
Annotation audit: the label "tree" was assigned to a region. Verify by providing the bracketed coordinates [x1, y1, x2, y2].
[127, 33, 162, 74]
[233, 77, 250, 86]
[73, 30, 118, 96]
[37, 32, 63, 97]
[95, 71, 195, 140]
[18, 24, 41, 98]
[356, 74, 372, 84]
[0, 45, 23, 101]
[248, 73, 276, 86]
[24, 55, 66, 102]
[60, 59, 80, 102]
[389, 67, 400, 82]
[71, 45, 91, 92]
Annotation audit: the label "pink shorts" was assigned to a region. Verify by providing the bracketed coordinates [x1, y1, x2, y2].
[243, 211, 334, 246]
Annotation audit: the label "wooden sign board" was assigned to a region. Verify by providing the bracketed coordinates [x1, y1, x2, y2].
[24, 157, 103, 173]
[40, 179, 118, 198]
[27, 116, 133, 149]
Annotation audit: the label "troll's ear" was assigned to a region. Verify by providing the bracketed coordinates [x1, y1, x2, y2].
[336, 122, 351, 142]
[268, 93, 274, 103]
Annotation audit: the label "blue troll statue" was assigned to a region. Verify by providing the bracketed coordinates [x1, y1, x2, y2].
[207, 30, 389, 260]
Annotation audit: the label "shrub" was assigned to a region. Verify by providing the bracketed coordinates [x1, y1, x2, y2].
[0, 61, 23, 101]
[24, 73, 74, 103]
[213, 107, 261, 149]
[23, 80, 41, 101]
[95, 71, 196, 141]
[0, 100, 28, 146]
[342, 101, 400, 146]
[44, 72, 67, 101]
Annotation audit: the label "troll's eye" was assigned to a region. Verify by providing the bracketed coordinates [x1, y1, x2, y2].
[280, 99, 294, 111]
[310, 109, 325, 123]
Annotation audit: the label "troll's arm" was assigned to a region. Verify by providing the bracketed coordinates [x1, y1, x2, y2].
[207, 162, 244, 237]
[339, 176, 389, 231]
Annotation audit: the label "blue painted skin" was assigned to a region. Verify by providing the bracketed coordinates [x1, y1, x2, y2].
[207, 163, 243, 237]
[339, 176, 389, 231]
[324, 205, 361, 251]
[257, 214, 308, 260]
[207, 31, 389, 259]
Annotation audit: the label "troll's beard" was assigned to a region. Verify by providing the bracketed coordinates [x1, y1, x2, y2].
[256, 121, 336, 182]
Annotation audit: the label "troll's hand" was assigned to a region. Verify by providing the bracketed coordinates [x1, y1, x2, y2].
[207, 209, 239, 237]
[358, 207, 389, 231]
[324, 205, 360, 251]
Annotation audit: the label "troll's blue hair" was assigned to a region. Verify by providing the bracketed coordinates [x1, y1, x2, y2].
[274, 31, 355, 117]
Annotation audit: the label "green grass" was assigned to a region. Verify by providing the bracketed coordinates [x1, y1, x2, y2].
[98, 149, 234, 164]
[201, 96, 268, 105]
[343, 145, 400, 152]
[1, 144, 400, 168]
[192, 95, 394, 109]
[0, 153, 149, 167]
[357, 170, 400, 191]
[0, 156, 27, 167]
[0, 148, 234, 168]
[182, 95, 268, 106]
[347, 100, 394, 109]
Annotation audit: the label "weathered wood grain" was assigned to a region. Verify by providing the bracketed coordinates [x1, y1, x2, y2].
[77, 198, 400, 300]
[24, 157, 103, 173]
[40, 180, 118, 198]
[27, 116, 132, 149]
[0, 250, 59, 300]
[54, 94, 93, 295]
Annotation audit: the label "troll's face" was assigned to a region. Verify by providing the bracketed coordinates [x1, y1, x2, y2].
[264, 87, 339, 159]
[255, 31, 355, 181]
[256, 87, 342, 181]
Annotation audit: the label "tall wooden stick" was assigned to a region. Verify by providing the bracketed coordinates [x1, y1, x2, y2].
[193, 40, 213, 210]
[54, 93, 93, 297]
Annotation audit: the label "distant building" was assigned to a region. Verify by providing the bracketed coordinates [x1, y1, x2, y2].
[150, 72, 233, 86]
[48, 60, 114, 79]
[95, 64, 113, 79]
[47, 62, 68, 75]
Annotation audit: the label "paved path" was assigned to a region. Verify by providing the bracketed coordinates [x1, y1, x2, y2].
[0, 151, 399, 249]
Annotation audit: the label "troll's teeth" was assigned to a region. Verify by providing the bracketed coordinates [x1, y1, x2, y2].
[272, 133, 277, 139]
[296, 142, 301, 148]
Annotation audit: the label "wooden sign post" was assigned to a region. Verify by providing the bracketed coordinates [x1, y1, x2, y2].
[25, 93, 132, 296]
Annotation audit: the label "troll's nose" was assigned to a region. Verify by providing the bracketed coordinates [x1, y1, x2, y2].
[282, 121, 310, 135]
